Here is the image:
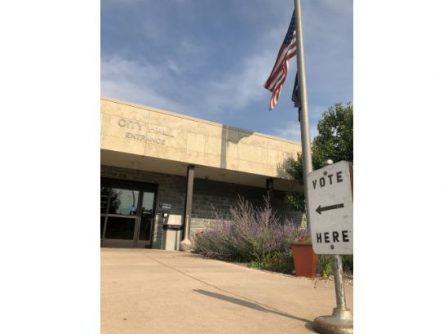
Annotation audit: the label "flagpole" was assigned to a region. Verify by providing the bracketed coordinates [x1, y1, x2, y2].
[293, 0, 314, 229]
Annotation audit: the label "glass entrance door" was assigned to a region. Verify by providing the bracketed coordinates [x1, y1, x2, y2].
[136, 191, 155, 247]
[101, 179, 157, 248]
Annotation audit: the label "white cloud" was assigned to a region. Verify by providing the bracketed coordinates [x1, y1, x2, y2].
[269, 118, 318, 142]
[165, 59, 182, 75]
[272, 122, 301, 141]
[101, 56, 185, 113]
[101, 44, 276, 117]
[199, 26, 290, 114]
[105, 0, 143, 6]
[319, 0, 353, 15]
[101, 56, 161, 82]
[203, 51, 274, 113]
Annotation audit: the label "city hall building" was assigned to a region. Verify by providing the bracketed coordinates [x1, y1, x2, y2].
[100, 97, 304, 249]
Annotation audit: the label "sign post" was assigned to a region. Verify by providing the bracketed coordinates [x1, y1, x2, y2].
[307, 160, 353, 334]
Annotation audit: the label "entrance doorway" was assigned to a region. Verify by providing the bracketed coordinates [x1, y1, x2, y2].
[101, 178, 157, 248]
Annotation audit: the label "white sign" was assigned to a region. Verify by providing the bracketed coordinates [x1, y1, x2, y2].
[160, 203, 172, 210]
[307, 161, 353, 255]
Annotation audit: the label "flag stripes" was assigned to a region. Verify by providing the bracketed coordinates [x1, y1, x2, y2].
[264, 11, 297, 110]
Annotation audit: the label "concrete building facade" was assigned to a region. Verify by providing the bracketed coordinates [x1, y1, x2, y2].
[100, 97, 303, 249]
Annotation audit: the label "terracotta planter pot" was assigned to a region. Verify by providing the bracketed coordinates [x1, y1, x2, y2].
[291, 242, 318, 278]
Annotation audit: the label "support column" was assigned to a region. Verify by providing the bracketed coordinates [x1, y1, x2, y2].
[266, 178, 274, 202]
[180, 165, 194, 251]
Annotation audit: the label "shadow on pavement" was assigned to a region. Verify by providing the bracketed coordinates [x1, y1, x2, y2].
[193, 289, 312, 324]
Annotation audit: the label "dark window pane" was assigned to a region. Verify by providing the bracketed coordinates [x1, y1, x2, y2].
[101, 187, 112, 214]
[108, 188, 139, 215]
[139, 213, 152, 241]
[104, 216, 136, 240]
[139, 192, 155, 241]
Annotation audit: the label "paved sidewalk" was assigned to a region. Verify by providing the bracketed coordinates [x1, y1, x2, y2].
[101, 248, 353, 334]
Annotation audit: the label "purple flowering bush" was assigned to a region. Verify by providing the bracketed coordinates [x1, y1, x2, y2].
[193, 196, 299, 273]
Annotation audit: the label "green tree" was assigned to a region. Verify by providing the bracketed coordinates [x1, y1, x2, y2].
[312, 102, 353, 166]
[286, 103, 353, 211]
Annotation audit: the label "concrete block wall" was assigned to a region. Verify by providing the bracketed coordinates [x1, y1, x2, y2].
[101, 165, 302, 247]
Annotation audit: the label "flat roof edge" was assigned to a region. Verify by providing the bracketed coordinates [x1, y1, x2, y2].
[101, 97, 302, 147]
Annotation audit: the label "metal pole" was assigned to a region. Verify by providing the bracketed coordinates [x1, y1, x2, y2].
[333, 255, 347, 313]
[293, 0, 314, 229]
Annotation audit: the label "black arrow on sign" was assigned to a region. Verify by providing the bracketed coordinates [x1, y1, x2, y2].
[316, 203, 344, 215]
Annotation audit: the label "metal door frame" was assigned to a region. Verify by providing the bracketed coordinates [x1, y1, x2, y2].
[101, 178, 158, 248]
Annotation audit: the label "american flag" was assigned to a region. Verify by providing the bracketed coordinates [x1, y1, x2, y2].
[264, 11, 297, 110]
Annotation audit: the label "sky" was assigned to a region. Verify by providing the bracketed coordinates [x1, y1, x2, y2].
[101, 0, 353, 142]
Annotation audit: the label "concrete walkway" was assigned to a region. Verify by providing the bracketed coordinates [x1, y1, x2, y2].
[101, 248, 353, 334]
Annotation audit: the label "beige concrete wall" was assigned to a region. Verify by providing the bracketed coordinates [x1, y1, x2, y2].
[101, 97, 302, 179]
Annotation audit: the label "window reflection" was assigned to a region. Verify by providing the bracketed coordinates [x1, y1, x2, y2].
[139, 191, 155, 241]
[107, 188, 139, 215]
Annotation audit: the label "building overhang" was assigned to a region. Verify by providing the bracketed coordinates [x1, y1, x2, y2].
[101, 149, 303, 192]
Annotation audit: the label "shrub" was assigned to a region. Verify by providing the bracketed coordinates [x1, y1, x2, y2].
[342, 255, 353, 272]
[316, 255, 353, 278]
[317, 255, 334, 278]
[193, 196, 298, 274]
